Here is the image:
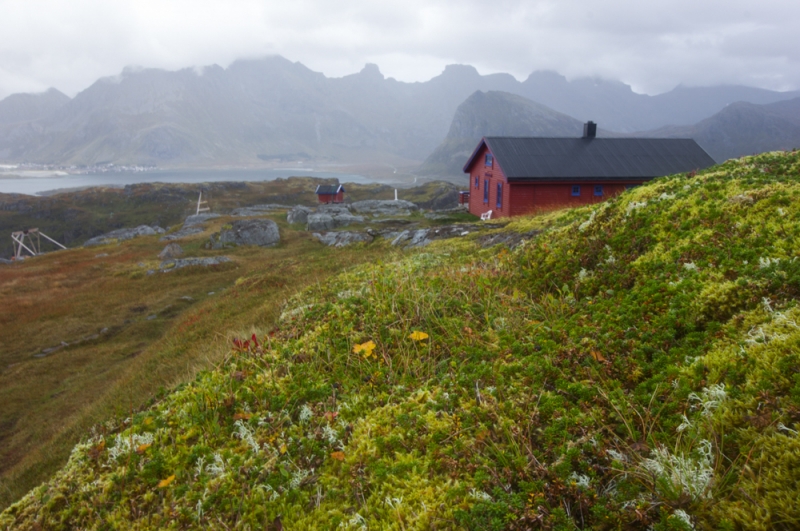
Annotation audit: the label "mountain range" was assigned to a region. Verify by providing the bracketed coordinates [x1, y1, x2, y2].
[0, 55, 798, 170]
[420, 91, 800, 176]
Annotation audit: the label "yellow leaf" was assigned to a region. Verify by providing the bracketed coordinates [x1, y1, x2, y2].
[157, 475, 176, 488]
[279, 443, 287, 455]
[233, 412, 252, 421]
[330, 451, 345, 461]
[409, 331, 429, 341]
[590, 350, 606, 362]
[353, 341, 376, 359]
[353, 340, 376, 357]
[136, 443, 151, 454]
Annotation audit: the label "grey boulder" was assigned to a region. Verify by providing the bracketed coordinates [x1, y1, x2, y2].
[158, 243, 184, 259]
[232, 204, 291, 216]
[316, 204, 352, 215]
[306, 213, 364, 231]
[183, 213, 221, 227]
[160, 256, 231, 271]
[287, 205, 313, 225]
[350, 200, 419, 216]
[312, 231, 374, 247]
[84, 225, 165, 247]
[209, 219, 280, 249]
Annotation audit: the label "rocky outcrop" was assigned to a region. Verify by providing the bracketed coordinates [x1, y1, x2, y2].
[84, 225, 165, 246]
[161, 213, 219, 241]
[350, 200, 419, 216]
[312, 231, 374, 247]
[287, 205, 313, 225]
[159, 256, 231, 271]
[476, 229, 541, 249]
[311, 223, 486, 248]
[208, 219, 280, 249]
[231, 204, 291, 216]
[158, 243, 184, 259]
[316, 204, 352, 215]
[388, 224, 482, 248]
[183, 213, 221, 227]
[160, 226, 204, 241]
[306, 212, 364, 231]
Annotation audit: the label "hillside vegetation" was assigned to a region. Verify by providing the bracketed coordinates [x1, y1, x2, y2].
[4, 151, 800, 529]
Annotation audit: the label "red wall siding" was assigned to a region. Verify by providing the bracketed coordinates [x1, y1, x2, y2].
[509, 182, 637, 216]
[317, 191, 344, 204]
[467, 144, 508, 219]
[465, 142, 645, 218]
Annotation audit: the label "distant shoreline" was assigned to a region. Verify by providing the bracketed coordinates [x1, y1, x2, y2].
[0, 168, 386, 196]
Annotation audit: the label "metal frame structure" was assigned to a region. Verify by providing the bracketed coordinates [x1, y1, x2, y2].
[11, 228, 67, 260]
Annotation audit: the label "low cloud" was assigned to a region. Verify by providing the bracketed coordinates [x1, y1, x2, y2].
[1, 0, 798, 99]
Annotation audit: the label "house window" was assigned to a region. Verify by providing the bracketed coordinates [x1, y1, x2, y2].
[496, 182, 503, 209]
[571, 185, 581, 197]
[474, 175, 479, 189]
[485, 154, 493, 167]
[594, 185, 603, 196]
[483, 179, 489, 203]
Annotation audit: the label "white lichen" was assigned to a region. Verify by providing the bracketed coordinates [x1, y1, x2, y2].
[569, 472, 591, 489]
[233, 419, 260, 454]
[299, 404, 313, 424]
[642, 440, 714, 500]
[469, 488, 493, 502]
[688, 384, 727, 417]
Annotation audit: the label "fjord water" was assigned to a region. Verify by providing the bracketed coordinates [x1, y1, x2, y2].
[0, 167, 376, 196]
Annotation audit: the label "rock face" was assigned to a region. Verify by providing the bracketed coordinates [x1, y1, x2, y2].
[350, 200, 419, 216]
[312, 231, 374, 247]
[287, 205, 313, 225]
[316, 204, 352, 215]
[306, 212, 364, 231]
[160, 256, 231, 271]
[231, 204, 291, 216]
[158, 243, 184, 259]
[310, 224, 486, 248]
[388, 224, 481, 248]
[183, 213, 221, 227]
[84, 225, 165, 246]
[160, 226, 204, 241]
[161, 213, 219, 241]
[209, 219, 280, 249]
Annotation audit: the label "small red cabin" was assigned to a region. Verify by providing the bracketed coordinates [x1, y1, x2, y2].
[463, 123, 715, 219]
[315, 184, 345, 204]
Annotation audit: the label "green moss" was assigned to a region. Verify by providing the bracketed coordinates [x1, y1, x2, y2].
[4, 151, 800, 529]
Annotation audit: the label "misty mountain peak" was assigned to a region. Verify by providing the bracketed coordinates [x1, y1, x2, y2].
[440, 64, 480, 80]
[524, 70, 568, 85]
[359, 63, 384, 80]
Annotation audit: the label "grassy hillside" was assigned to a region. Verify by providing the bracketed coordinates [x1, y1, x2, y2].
[0, 210, 409, 513]
[4, 151, 800, 529]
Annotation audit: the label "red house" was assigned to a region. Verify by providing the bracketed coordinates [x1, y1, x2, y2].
[315, 184, 345, 204]
[463, 122, 715, 219]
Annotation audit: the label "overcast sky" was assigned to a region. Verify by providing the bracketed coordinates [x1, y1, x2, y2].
[1, 0, 799, 100]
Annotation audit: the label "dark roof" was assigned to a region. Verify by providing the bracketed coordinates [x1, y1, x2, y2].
[464, 137, 715, 181]
[315, 184, 344, 195]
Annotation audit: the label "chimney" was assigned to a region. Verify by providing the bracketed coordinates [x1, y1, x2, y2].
[583, 121, 597, 139]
